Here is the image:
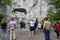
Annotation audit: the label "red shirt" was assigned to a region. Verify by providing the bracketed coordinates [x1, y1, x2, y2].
[55, 23, 60, 31]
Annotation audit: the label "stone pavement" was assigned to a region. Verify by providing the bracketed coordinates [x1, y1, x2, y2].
[0, 29, 60, 40]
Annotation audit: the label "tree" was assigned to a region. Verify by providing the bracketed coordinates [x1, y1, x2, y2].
[47, 10, 60, 21]
[47, 12, 54, 21]
[53, 11, 60, 21]
[0, 0, 12, 22]
[0, 14, 5, 23]
[0, 0, 12, 15]
[4, 0, 12, 6]
[47, 0, 60, 21]
[0, 0, 12, 6]
[52, 0, 60, 8]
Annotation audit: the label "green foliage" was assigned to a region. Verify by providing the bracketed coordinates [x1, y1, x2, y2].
[53, 11, 60, 21]
[52, 0, 60, 8]
[47, 12, 54, 21]
[4, 0, 12, 6]
[47, 11, 60, 21]
[47, 0, 60, 21]
[0, 14, 5, 23]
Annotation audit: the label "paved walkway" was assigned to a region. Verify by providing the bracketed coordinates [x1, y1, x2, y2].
[0, 29, 60, 40]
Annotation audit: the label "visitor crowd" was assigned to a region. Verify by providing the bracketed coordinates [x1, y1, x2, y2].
[0, 18, 60, 40]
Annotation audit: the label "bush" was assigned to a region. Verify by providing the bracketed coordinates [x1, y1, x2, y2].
[47, 10, 60, 21]
[47, 12, 54, 21]
[0, 14, 5, 23]
[52, 0, 60, 8]
[53, 10, 60, 21]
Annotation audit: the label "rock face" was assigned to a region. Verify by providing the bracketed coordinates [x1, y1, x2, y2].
[7, 0, 49, 22]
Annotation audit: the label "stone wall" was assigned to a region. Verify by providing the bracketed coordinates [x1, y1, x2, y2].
[0, 6, 6, 14]
[7, 0, 49, 22]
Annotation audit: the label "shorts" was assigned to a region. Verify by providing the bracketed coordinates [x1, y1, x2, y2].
[20, 26, 25, 29]
[30, 26, 34, 31]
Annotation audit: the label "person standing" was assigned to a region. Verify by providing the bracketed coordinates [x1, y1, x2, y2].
[55, 21, 60, 39]
[8, 19, 16, 40]
[29, 19, 35, 36]
[43, 18, 51, 40]
[1, 19, 7, 40]
[34, 18, 38, 34]
[20, 20, 25, 31]
[41, 21, 44, 30]
[37, 22, 42, 32]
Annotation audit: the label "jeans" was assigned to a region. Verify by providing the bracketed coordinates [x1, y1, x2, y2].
[2, 29, 7, 40]
[34, 29, 36, 34]
[44, 29, 50, 40]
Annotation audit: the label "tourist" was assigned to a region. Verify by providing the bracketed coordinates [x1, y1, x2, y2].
[1, 19, 7, 40]
[55, 21, 60, 39]
[8, 18, 16, 40]
[34, 18, 38, 34]
[41, 20, 44, 31]
[37, 22, 42, 32]
[43, 18, 51, 40]
[29, 19, 35, 36]
[20, 20, 25, 31]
